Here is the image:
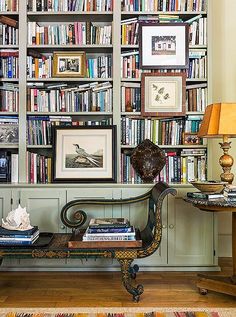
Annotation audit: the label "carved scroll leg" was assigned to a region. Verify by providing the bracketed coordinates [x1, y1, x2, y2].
[118, 259, 143, 302]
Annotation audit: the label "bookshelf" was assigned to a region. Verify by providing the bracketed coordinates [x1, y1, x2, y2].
[0, 0, 211, 185]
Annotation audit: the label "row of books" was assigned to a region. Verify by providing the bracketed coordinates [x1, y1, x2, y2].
[121, 18, 139, 46]
[28, 21, 112, 45]
[27, 0, 113, 12]
[120, 15, 207, 46]
[0, 22, 18, 45]
[121, 82, 141, 113]
[83, 218, 136, 242]
[0, 83, 19, 112]
[0, 226, 39, 245]
[121, 149, 206, 184]
[87, 55, 112, 78]
[27, 151, 52, 184]
[121, 51, 207, 80]
[27, 54, 112, 79]
[0, 52, 18, 78]
[187, 55, 207, 79]
[189, 16, 207, 46]
[0, 150, 18, 183]
[0, 0, 18, 11]
[27, 116, 112, 145]
[120, 117, 202, 146]
[184, 115, 203, 133]
[27, 82, 113, 113]
[120, 82, 206, 113]
[186, 83, 207, 112]
[121, 0, 206, 12]
[121, 50, 140, 79]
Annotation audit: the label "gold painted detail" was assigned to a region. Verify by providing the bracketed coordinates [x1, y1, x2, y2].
[71, 251, 112, 258]
[115, 250, 137, 259]
[32, 250, 70, 258]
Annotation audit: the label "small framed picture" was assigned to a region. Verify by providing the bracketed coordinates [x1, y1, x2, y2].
[183, 132, 200, 145]
[139, 22, 189, 69]
[0, 124, 18, 143]
[53, 51, 86, 77]
[53, 126, 116, 182]
[141, 72, 186, 117]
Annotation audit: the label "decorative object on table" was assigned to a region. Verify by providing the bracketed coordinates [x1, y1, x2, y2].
[130, 139, 166, 183]
[141, 72, 186, 117]
[2, 204, 33, 231]
[139, 22, 189, 69]
[198, 103, 236, 184]
[1, 204, 40, 245]
[53, 51, 86, 77]
[190, 181, 227, 194]
[53, 125, 116, 182]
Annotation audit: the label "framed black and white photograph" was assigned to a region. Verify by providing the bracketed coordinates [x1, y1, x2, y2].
[0, 124, 18, 143]
[53, 126, 116, 182]
[141, 72, 186, 117]
[53, 51, 86, 77]
[140, 23, 189, 69]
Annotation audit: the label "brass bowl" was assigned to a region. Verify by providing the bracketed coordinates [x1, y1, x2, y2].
[190, 181, 227, 193]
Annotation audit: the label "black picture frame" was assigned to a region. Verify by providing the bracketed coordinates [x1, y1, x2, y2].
[52, 125, 117, 183]
[139, 22, 189, 69]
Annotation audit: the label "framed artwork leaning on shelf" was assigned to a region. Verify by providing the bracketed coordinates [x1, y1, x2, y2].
[141, 72, 186, 117]
[53, 51, 86, 77]
[139, 22, 189, 69]
[52, 126, 116, 183]
[183, 132, 201, 145]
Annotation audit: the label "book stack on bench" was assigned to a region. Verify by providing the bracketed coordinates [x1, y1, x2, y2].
[0, 226, 39, 246]
[68, 218, 142, 248]
[83, 218, 136, 242]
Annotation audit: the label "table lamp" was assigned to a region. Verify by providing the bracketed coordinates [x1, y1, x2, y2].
[198, 103, 236, 184]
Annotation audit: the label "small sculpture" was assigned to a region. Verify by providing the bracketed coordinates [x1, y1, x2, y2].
[131, 139, 166, 183]
[2, 204, 33, 231]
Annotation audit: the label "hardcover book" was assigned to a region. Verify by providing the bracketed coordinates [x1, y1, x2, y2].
[89, 218, 130, 228]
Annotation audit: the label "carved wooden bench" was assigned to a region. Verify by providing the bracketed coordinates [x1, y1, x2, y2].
[0, 182, 176, 302]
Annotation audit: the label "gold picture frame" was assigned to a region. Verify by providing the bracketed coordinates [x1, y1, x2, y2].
[53, 51, 86, 77]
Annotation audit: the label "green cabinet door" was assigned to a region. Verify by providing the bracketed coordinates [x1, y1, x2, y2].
[0, 189, 12, 220]
[18, 188, 67, 233]
[168, 188, 215, 266]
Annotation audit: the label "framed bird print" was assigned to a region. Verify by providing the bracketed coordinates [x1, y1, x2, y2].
[52, 126, 116, 182]
[141, 72, 186, 117]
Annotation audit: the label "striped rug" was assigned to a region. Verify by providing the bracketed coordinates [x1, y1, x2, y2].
[0, 309, 235, 317]
[0, 312, 225, 317]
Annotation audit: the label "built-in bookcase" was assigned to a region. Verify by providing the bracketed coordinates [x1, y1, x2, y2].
[0, 0, 210, 185]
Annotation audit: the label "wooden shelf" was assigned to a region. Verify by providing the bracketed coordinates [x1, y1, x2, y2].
[27, 11, 113, 15]
[27, 78, 113, 82]
[26, 112, 112, 116]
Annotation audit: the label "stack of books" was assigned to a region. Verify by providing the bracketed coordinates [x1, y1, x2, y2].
[83, 218, 136, 242]
[0, 226, 39, 246]
[187, 192, 224, 201]
[224, 185, 236, 202]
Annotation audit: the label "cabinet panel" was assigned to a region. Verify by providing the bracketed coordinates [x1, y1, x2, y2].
[0, 189, 12, 220]
[18, 189, 66, 233]
[168, 188, 214, 266]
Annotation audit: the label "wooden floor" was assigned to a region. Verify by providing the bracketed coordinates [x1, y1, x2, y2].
[0, 258, 235, 308]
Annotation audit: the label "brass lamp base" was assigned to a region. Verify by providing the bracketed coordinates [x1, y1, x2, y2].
[219, 140, 234, 184]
